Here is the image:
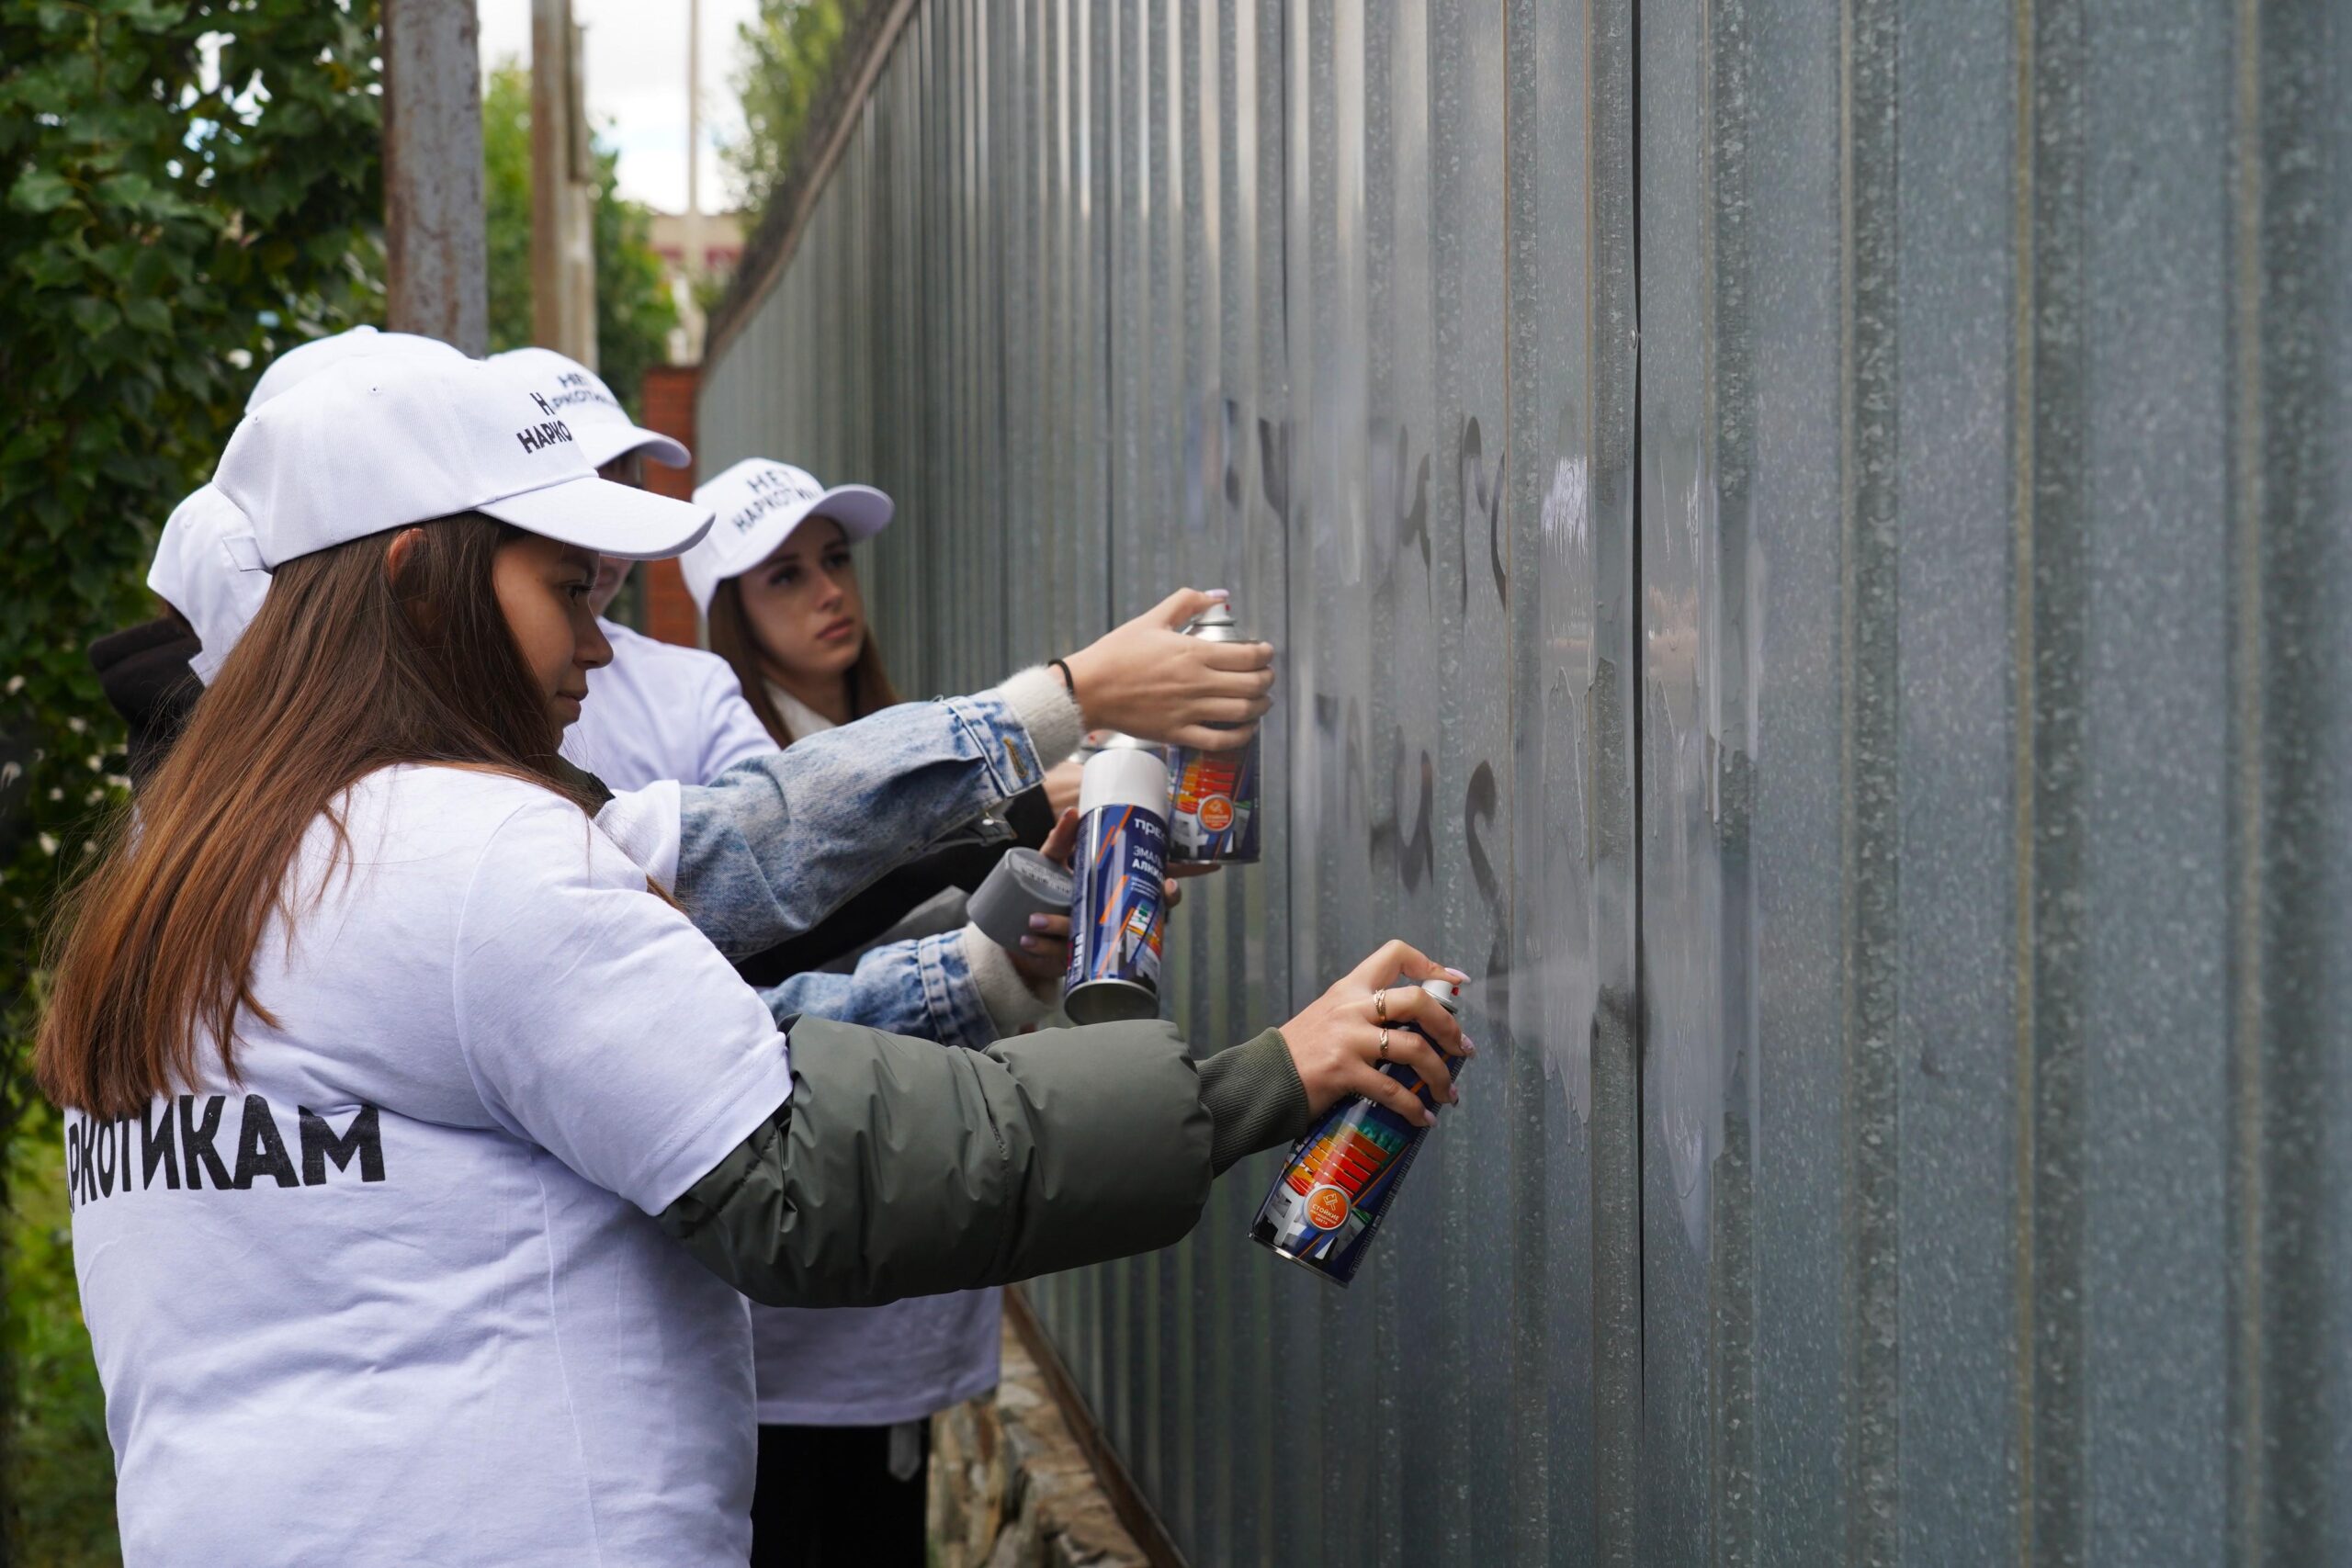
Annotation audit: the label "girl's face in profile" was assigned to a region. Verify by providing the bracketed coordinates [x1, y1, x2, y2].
[587, 453, 647, 615]
[493, 533, 612, 730]
[736, 518, 865, 683]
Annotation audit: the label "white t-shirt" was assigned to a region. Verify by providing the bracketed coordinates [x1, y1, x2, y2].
[67, 765, 794, 1567]
[746, 684, 1004, 1427]
[562, 620, 776, 790]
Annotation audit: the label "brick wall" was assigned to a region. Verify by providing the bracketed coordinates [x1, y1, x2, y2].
[637, 364, 703, 649]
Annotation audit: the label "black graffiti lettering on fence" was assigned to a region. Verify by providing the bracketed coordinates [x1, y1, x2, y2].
[1368, 729, 1436, 894]
[1460, 414, 1509, 611]
[1222, 396, 1246, 513]
[1373, 419, 1433, 608]
[1465, 760, 1510, 982]
[1256, 414, 1290, 527]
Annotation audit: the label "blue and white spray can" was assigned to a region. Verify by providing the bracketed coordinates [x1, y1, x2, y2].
[1061, 734, 1170, 1024]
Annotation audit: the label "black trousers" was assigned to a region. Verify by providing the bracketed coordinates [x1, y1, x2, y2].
[748, 1421, 930, 1567]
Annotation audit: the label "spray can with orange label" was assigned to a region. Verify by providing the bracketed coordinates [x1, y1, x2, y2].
[1249, 976, 1464, 1285]
[1164, 601, 1261, 864]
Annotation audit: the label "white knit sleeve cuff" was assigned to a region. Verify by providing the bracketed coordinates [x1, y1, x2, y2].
[996, 665, 1084, 769]
[958, 924, 1058, 1035]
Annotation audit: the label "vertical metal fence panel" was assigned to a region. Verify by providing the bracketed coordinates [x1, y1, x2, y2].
[2075, 5, 2232, 1560]
[1733, 0, 1849, 1558]
[1503, 0, 1604, 1561]
[1886, 1, 2018, 1562]
[1633, 0, 1718, 1558]
[696, 0, 2350, 1561]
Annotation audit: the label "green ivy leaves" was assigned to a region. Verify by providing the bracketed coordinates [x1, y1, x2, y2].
[0, 6, 388, 1547]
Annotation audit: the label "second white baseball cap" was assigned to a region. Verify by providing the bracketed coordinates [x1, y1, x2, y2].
[147, 484, 270, 686]
[682, 457, 892, 612]
[215, 355, 714, 570]
[488, 346, 691, 471]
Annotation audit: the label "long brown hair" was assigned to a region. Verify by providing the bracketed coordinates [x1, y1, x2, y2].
[37, 514, 592, 1120]
[706, 575, 902, 747]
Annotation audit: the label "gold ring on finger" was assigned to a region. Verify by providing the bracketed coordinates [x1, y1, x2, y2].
[1373, 987, 1389, 1024]
[1377, 1028, 1392, 1064]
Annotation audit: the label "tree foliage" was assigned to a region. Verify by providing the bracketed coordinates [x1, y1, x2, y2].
[0, 2, 386, 1556]
[721, 0, 853, 222]
[480, 61, 676, 416]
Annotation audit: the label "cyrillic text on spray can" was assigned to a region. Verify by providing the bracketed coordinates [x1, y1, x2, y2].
[1165, 600, 1261, 864]
[1061, 735, 1170, 1024]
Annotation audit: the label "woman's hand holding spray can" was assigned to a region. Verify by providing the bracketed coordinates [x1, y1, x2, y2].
[1252, 949, 1474, 1286]
[1060, 592, 1263, 1021]
[1165, 599, 1261, 865]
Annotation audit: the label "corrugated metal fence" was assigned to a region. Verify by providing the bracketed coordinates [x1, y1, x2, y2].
[696, 3, 2349, 1562]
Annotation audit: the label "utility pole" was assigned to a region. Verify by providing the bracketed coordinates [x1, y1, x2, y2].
[686, 0, 704, 291]
[531, 0, 597, 365]
[382, 0, 487, 354]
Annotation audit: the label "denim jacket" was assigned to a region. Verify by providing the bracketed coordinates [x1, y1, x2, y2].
[592, 672, 1077, 1051]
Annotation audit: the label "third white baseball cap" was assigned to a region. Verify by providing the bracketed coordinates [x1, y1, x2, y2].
[488, 347, 690, 471]
[147, 484, 269, 686]
[215, 355, 713, 570]
[245, 324, 468, 412]
[682, 457, 892, 612]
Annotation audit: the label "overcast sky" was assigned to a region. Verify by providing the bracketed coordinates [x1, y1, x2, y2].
[476, 0, 763, 215]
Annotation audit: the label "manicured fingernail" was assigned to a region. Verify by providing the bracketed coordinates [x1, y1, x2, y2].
[1443, 966, 1471, 982]
[1205, 587, 1231, 600]
[1028, 913, 1054, 931]
[1019, 937, 1042, 951]
[1460, 1034, 1477, 1054]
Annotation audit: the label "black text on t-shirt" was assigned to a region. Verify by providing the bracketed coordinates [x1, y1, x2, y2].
[64, 1096, 386, 1211]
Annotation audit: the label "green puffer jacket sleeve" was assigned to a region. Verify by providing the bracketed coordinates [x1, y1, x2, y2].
[660, 1016, 1308, 1309]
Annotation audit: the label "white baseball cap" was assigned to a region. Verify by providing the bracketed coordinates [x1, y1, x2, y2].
[245, 324, 468, 412]
[215, 355, 714, 570]
[147, 484, 269, 686]
[488, 346, 690, 471]
[682, 457, 892, 612]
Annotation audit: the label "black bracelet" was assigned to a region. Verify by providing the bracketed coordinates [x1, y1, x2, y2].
[1049, 657, 1078, 702]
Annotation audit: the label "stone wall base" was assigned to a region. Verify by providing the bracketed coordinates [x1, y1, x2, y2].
[928, 1314, 1147, 1568]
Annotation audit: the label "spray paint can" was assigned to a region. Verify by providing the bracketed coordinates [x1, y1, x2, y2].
[1165, 601, 1261, 864]
[1061, 734, 1170, 1024]
[1250, 976, 1464, 1285]
[966, 848, 1075, 953]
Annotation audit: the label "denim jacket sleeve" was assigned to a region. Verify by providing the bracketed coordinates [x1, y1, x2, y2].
[598, 677, 1079, 960]
[756, 927, 993, 1050]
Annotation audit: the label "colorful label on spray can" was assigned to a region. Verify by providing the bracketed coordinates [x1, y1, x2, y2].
[1167, 734, 1261, 863]
[1250, 981, 1464, 1286]
[1062, 801, 1168, 1014]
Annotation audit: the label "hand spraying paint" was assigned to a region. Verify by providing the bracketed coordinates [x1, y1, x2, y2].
[1250, 976, 1465, 1285]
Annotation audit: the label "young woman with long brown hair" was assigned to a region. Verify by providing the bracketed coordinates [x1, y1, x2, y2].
[686, 456, 1091, 993]
[41, 356, 1468, 1566]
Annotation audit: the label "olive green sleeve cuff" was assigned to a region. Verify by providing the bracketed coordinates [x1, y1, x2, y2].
[1196, 1027, 1311, 1175]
